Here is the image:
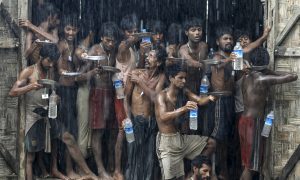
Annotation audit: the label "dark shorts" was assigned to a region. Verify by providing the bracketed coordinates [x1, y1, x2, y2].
[25, 118, 61, 152]
[57, 85, 78, 139]
[208, 96, 235, 141]
[114, 98, 127, 129]
[89, 88, 115, 129]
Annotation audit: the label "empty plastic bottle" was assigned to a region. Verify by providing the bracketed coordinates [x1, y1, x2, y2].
[48, 90, 57, 119]
[114, 79, 125, 99]
[232, 42, 243, 70]
[124, 118, 135, 143]
[261, 111, 274, 137]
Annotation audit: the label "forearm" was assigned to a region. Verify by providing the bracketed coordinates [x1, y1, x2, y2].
[243, 36, 267, 53]
[29, 25, 58, 43]
[159, 106, 187, 122]
[197, 96, 211, 106]
[137, 81, 156, 102]
[9, 84, 33, 97]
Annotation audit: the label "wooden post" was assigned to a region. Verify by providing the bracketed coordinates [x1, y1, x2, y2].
[17, 0, 31, 179]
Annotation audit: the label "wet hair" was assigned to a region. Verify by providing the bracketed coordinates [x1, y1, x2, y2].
[215, 26, 233, 40]
[183, 17, 203, 31]
[165, 61, 187, 79]
[234, 29, 252, 42]
[168, 23, 183, 45]
[78, 17, 94, 41]
[149, 20, 166, 34]
[152, 45, 167, 72]
[120, 13, 139, 31]
[191, 155, 212, 168]
[39, 44, 60, 62]
[61, 13, 79, 28]
[35, 2, 59, 25]
[250, 47, 270, 66]
[99, 21, 120, 41]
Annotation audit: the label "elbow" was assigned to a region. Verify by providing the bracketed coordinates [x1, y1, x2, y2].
[292, 74, 298, 81]
[8, 90, 17, 97]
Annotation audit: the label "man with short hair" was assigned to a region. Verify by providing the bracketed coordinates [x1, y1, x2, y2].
[88, 21, 120, 180]
[190, 155, 213, 180]
[179, 17, 208, 94]
[155, 63, 216, 180]
[19, 2, 60, 65]
[239, 67, 298, 180]
[124, 46, 166, 180]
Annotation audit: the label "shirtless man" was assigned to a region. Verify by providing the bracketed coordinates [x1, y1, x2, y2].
[19, 2, 59, 65]
[113, 14, 140, 180]
[88, 22, 119, 180]
[179, 17, 208, 93]
[239, 67, 297, 180]
[155, 63, 216, 180]
[124, 47, 166, 180]
[57, 14, 97, 179]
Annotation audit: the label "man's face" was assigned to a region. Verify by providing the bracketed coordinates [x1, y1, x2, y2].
[194, 163, 211, 180]
[152, 32, 164, 44]
[48, 14, 59, 29]
[64, 25, 78, 42]
[101, 36, 116, 51]
[238, 35, 251, 48]
[186, 26, 202, 43]
[217, 34, 233, 53]
[124, 28, 138, 39]
[41, 57, 54, 71]
[145, 50, 159, 69]
[170, 71, 187, 89]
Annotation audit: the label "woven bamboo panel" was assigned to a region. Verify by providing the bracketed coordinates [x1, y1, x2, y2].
[272, 0, 300, 177]
[0, 13, 18, 177]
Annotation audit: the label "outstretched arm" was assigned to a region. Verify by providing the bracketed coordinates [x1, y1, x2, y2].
[258, 72, 298, 86]
[243, 26, 271, 53]
[185, 89, 216, 106]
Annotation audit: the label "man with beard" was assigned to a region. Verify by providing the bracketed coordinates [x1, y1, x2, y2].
[155, 63, 216, 180]
[239, 67, 297, 180]
[190, 155, 214, 180]
[113, 14, 141, 180]
[209, 26, 235, 180]
[19, 2, 60, 66]
[124, 46, 166, 180]
[87, 22, 120, 180]
[178, 17, 208, 94]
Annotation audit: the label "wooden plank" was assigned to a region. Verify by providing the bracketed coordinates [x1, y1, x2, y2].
[276, 145, 300, 180]
[17, 0, 30, 179]
[275, 10, 300, 46]
[275, 47, 300, 57]
[0, 143, 18, 174]
[0, 38, 19, 48]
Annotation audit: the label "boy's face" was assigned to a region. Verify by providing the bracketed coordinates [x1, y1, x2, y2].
[238, 35, 251, 48]
[41, 57, 54, 71]
[64, 25, 78, 41]
[101, 36, 116, 51]
[170, 71, 187, 89]
[186, 26, 202, 43]
[152, 32, 164, 44]
[124, 28, 138, 39]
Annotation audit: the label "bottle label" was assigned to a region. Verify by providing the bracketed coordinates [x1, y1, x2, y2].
[124, 127, 133, 133]
[200, 85, 208, 94]
[233, 49, 243, 58]
[265, 117, 273, 126]
[190, 109, 198, 118]
[114, 80, 123, 89]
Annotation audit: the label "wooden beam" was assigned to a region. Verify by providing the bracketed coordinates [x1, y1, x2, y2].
[276, 145, 300, 180]
[0, 3, 20, 38]
[275, 46, 300, 57]
[275, 10, 300, 46]
[0, 143, 18, 174]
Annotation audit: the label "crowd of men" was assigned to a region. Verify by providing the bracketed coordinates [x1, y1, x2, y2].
[9, 2, 298, 180]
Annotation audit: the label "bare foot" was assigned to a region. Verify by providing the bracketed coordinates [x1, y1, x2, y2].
[67, 171, 81, 180]
[112, 171, 124, 180]
[52, 168, 70, 180]
[99, 171, 113, 180]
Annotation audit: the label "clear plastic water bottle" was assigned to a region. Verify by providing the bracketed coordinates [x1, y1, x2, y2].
[124, 118, 135, 143]
[114, 79, 125, 99]
[232, 42, 243, 70]
[48, 90, 57, 119]
[208, 48, 215, 59]
[261, 111, 274, 137]
[141, 29, 151, 43]
[200, 75, 210, 95]
[189, 108, 198, 130]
